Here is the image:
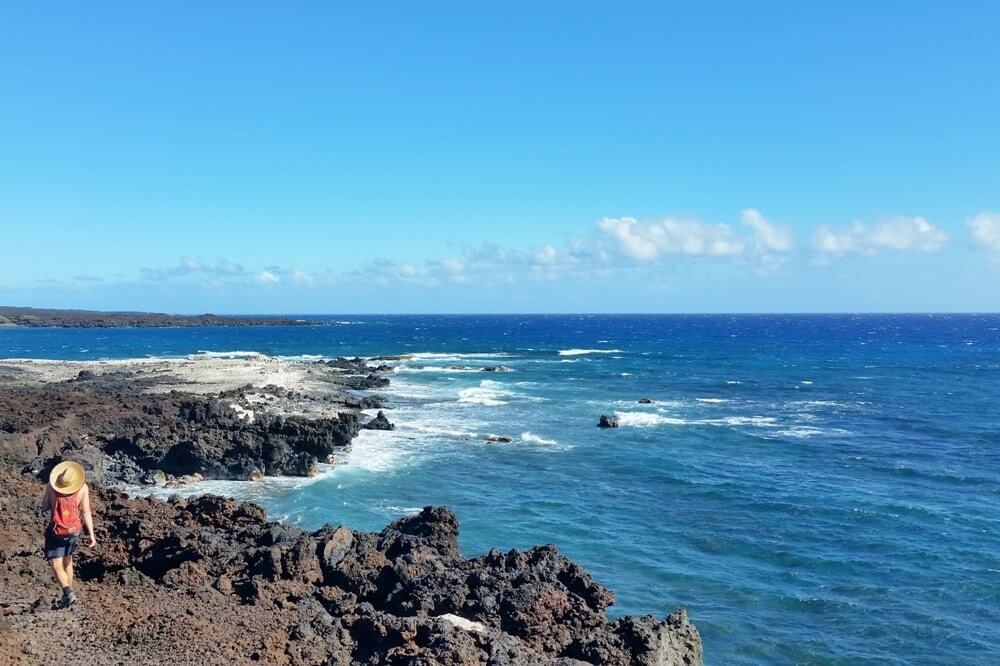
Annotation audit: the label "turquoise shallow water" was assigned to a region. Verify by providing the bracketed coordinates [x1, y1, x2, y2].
[2, 314, 999, 664]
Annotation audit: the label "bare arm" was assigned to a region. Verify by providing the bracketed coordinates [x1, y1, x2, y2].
[79, 485, 96, 547]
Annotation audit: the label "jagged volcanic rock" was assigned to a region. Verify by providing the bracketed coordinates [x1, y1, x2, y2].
[0, 386, 359, 484]
[0, 466, 702, 665]
[362, 410, 395, 431]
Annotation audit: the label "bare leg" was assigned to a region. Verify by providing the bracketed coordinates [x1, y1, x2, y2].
[50, 558, 70, 589]
[64, 555, 74, 587]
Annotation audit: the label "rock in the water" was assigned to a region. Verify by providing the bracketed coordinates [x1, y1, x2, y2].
[481, 365, 512, 372]
[639, 397, 654, 404]
[485, 435, 513, 443]
[363, 410, 395, 431]
[598, 415, 619, 428]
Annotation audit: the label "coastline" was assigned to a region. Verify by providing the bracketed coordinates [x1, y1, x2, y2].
[0, 353, 702, 665]
[0, 306, 319, 328]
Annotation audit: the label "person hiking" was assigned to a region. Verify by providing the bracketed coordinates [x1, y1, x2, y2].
[41, 460, 96, 608]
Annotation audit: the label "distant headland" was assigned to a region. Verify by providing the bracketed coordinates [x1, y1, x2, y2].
[0, 306, 317, 328]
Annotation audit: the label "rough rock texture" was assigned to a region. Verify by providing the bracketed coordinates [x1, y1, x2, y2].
[0, 466, 702, 665]
[0, 386, 359, 484]
[0, 356, 702, 665]
[363, 410, 395, 431]
[598, 415, 619, 428]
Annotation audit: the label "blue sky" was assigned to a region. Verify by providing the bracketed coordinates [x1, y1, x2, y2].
[1, 2, 998, 313]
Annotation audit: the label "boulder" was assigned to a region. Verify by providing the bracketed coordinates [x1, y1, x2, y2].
[638, 397, 654, 404]
[485, 435, 513, 443]
[481, 365, 512, 373]
[320, 526, 355, 574]
[363, 410, 395, 431]
[598, 415, 619, 428]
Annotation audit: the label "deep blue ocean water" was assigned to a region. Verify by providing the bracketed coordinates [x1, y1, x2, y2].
[2, 314, 998, 665]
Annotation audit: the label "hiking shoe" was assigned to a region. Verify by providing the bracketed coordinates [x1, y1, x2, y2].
[61, 590, 78, 608]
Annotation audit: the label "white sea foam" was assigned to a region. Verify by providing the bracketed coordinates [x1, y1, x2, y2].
[709, 416, 777, 427]
[774, 426, 850, 438]
[128, 461, 340, 502]
[520, 431, 560, 445]
[381, 377, 461, 400]
[277, 354, 329, 362]
[558, 348, 623, 356]
[458, 380, 511, 406]
[696, 398, 730, 403]
[614, 411, 688, 427]
[394, 365, 480, 374]
[407, 351, 512, 361]
[614, 411, 778, 428]
[343, 429, 408, 472]
[379, 505, 423, 515]
[194, 350, 266, 359]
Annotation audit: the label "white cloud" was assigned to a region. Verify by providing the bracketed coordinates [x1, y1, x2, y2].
[116, 209, 958, 292]
[597, 217, 744, 261]
[740, 209, 793, 253]
[967, 212, 1000, 253]
[814, 216, 948, 255]
[533, 244, 559, 265]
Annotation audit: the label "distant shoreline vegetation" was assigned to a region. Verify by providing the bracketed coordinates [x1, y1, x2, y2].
[0, 306, 318, 328]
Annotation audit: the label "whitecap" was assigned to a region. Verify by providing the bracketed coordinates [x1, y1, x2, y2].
[558, 348, 623, 356]
[458, 381, 511, 406]
[193, 350, 267, 359]
[773, 426, 850, 438]
[696, 398, 730, 404]
[408, 351, 513, 361]
[614, 411, 688, 427]
[379, 505, 422, 515]
[708, 416, 778, 427]
[394, 365, 479, 374]
[520, 431, 560, 446]
[614, 411, 778, 428]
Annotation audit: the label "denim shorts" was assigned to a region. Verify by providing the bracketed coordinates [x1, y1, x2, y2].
[44, 529, 79, 560]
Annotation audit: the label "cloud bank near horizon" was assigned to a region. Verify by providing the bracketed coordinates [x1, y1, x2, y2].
[4, 209, 997, 296]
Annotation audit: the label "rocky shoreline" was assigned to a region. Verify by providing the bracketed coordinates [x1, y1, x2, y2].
[0, 354, 702, 665]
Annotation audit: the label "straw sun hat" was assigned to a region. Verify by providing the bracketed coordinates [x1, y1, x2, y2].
[49, 460, 85, 495]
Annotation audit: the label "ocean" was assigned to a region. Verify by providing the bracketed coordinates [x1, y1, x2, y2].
[2, 314, 998, 665]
